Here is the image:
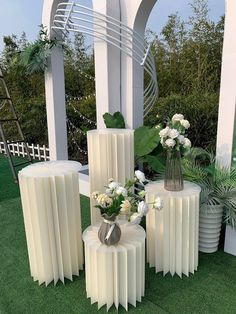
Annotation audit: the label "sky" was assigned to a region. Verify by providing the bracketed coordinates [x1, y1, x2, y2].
[0, 0, 225, 52]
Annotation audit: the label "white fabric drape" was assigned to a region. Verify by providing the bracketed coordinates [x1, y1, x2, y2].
[19, 161, 84, 286]
[83, 221, 145, 311]
[87, 129, 134, 224]
[145, 181, 201, 277]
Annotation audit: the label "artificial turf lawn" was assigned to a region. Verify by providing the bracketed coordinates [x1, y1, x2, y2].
[1, 155, 236, 313]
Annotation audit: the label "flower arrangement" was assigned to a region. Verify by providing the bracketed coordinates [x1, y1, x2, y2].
[92, 170, 161, 225]
[159, 114, 191, 151]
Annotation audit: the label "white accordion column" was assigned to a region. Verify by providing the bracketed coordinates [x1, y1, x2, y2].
[83, 222, 146, 311]
[87, 129, 134, 224]
[19, 161, 84, 286]
[145, 181, 201, 277]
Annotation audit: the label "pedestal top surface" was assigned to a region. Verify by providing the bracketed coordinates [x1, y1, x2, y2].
[19, 160, 82, 178]
[145, 180, 201, 196]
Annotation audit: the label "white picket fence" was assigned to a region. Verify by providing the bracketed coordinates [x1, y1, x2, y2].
[0, 141, 50, 161]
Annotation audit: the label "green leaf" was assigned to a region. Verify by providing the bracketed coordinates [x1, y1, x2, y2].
[103, 112, 126, 128]
[144, 155, 166, 172]
[134, 126, 160, 157]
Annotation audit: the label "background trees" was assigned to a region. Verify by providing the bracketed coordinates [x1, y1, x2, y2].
[0, 0, 225, 162]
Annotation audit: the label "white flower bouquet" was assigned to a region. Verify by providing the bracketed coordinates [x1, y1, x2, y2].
[159, 113, 191, 151]
[92, 171, 160, 225]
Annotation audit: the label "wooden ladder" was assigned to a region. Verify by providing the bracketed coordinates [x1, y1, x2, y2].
[0, 69, 32, 182]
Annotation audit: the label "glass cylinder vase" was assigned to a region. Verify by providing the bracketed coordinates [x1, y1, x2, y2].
[164, 150, 184, 191]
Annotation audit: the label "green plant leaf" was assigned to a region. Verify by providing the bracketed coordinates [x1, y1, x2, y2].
[134, 126, 160, 157]
[103, 112, 125, 129]
[144, 155, 165, 172]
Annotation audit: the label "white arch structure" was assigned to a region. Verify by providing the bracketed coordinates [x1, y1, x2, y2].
[42, 0, 158, 160]
[43, 0, 235, 170]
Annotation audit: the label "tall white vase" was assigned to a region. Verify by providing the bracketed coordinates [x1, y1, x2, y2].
[199, 205, 223, 253]
[87, 129, 134, 224]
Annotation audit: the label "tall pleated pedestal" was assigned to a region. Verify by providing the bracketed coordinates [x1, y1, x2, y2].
[19, 161, 84, 286]
[83, 222, 145, 311]
[145, 181, 201, 277]
[87, 129, 134, 224]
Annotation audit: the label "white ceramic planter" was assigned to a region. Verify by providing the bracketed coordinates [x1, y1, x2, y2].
[199, 205, 223, 253]
[224, 225, 236, 256]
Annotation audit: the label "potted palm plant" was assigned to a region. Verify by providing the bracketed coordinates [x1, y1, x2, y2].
[182, 150, 236, 253]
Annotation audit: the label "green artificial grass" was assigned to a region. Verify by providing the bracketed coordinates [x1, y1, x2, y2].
[1, 155, 236, 313]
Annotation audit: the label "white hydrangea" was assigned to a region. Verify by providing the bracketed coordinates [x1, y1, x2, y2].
[172, 114, 184, 122]
[180, 119, 190, 129]
[135, 170, 146, 184]
[130, 212, 142, 225]
[97, 194, 113, 207]
[116, 186, 128, 197]
[120, 200, 131, 213]
[178, 135, 185, 144]
[165, 138, 176, 148]
[108, 181, 121, 190]
[183, 138, 192, 148]
[137, 201, 149, 217]
[159, 126, 170, 138]
[168, 128, 179, 139]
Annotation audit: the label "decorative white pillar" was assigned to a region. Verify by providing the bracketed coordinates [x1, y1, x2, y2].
[216, 0, 236, 168]
[92, 0, 121, 129]
[42, 0, 69, 160]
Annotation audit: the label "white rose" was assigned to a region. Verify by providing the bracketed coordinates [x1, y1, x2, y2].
[130, 212, 142, 225]
[178, 135, 185, 144]
[153, 197, 164, 210]
[169, 128, 179, 139]
[135, 170, 146, 184]
[165, 138, 176, 148]
[183, 138, 192, 148]
[108, 181, 121, 190]
[172, 114, 184, 122]
[137, 201, 149, 217]
[116, 186, 128, 197]
[159, 126, 170, 138]
[120, 200, 131, 213]
[180, 119, 190, 129]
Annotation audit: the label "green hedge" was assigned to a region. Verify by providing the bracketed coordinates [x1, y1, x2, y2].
[145, 93, 219, 150]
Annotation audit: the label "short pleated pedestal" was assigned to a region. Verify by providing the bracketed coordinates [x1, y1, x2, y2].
[145, 181, 201, 277]
[83, 222, 146, 311]
[87, 129, 134, 225]
[19, 161, 84, 286]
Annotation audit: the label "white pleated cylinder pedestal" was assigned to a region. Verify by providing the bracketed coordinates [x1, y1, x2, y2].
[87, 129, 134, 224]
[83, 222, 145, 311]
[145, 181, 201, 278]
[19, 161, 84, 286]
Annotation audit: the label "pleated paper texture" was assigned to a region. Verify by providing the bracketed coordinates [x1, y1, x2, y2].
[19, 161, 84, 286]
[87, 129, 134, 224]
[145, 181, 201, 277]
[83, 222, 145, 311]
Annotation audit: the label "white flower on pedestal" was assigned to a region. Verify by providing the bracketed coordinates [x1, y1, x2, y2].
[180, 119, 190, 129]
[169, 129, 179, 139]
[137, 201, 149, 217]
[172, 114, 184, 122]
[159, 126, 170, 138]
[165, 138, 176, 148]
[135, 170, 147, 184]
[183, 138, 192, 148]
[116, 186, 128, 197]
